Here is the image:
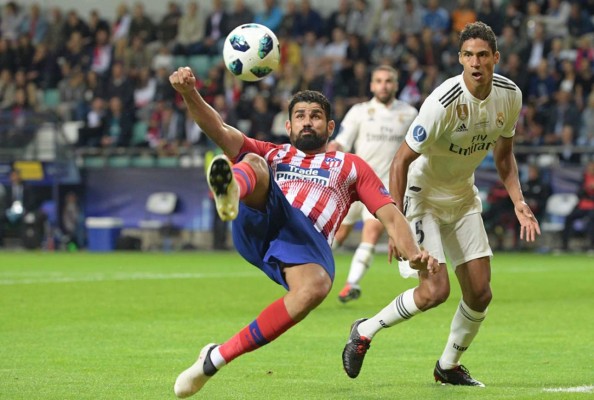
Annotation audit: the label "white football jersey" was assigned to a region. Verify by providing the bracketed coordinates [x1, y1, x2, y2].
[335, 97, 418, 185]
[405, 73, 522, 205]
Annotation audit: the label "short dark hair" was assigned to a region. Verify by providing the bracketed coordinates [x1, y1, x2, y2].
[288, 90, 332, 120]
[459, 21, 498, 53]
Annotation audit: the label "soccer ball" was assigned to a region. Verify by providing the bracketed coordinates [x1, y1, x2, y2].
[222, 23, 280, 82]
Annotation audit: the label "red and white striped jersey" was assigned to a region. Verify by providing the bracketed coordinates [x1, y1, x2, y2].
[234, 136, 393, 244]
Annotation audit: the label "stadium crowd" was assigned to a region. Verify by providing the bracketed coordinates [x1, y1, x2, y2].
[1, 0, 594, 249]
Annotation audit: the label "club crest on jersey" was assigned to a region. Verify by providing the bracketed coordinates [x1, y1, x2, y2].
[496, 112, 505, 128]
[456, 104, 468, 120]
[367, 108, 376, 120]
[412, 125, 427, 142]
[324, 156, 342, 168]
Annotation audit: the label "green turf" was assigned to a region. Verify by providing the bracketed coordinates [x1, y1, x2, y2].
[1, 251, 593, 399]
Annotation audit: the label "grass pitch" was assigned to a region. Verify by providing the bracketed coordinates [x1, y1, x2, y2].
[1, 251, 593, 399]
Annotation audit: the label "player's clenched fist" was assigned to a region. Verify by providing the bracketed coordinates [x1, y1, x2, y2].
[170, 67, 196, 94]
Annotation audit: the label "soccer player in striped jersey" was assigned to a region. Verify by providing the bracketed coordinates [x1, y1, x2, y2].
[342, 21, 541, 387]
[327, 65, 418, 303]
[169, 67, 439, 398]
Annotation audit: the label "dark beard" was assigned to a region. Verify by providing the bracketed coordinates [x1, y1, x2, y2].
[294, 133, 327, 151]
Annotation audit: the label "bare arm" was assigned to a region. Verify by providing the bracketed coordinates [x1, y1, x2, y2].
[389, 142, 421, 212]
[375, 203, 439, 274]
[169, 67, 244, 157]
[493, 136, 541, 241]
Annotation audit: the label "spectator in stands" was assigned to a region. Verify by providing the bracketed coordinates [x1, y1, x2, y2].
[1, 2, 23, 43]
[148, 100, 183, 155]
[45, 7, 66, 54]
[27, 43, 61, 91]
[567, 2, 594, 47]
[279, 0, 300, 39]
[326, 0, 350, 39]
[502, 3, 525, 37]
[422, 0, 450, 44]
[575, 57, 594, 111]
[477, 0, 502, 36]
[398, 54, 424, 109]
[418, 27, 444, 68]
[133, 66, 157, 120]
[129, 2, 156, 46]
[101, 96, 133, 148]
[111, 3, 131, 47]
[294, 0, 325, 42]
[300, 30, 325, 71]
[60, 31, 92, 73]
[398, 0, 423, 37]
[0, 69, 16, 109]
[450, 0, 476, 34]
[542, 0, 570, 39]
[346, 0, 371, 38]
[525, 21, 550, 73]
[152, 45, 174, 72]
[323, 26, 348, 74]
[104, 61, 135, 114]
[77, 96, 106, 147]
[574, 34, 594, 73]
[578, 92, 594, 147]
[83, 70, 107, 106]
[367, 0, 399, 47]
[499, 52, 529, 96]
[543, 83, 580, 147]
[342, 60, 370, 106]
[254, 0, 284, 32]
[0, 38, 16, 73]
[561, 160, 594, 252]
[527, 59, 556, 111]
[370, 29, 406, 67]
[203, 0, 230, 56]
[310, 58, 341, 103]
[483, 179, 515, 250]
[89, 28, 113, 79]
[227, 0, 255, 33]
[14, 34, 35, 71]
[153, 66, 177, 103]
[156, 2, 181, 49]
[87, 9, 111, 47]
[248, 94, 275, 141]
[57, 64, 87, 121]
[173, 1, 206, 56]
[19, 3, 48, 46]
[497, 24, 528, 69]
[122, 35, 151, 78]
[270, 97, 290, 144]
[62, 9, 91, 45]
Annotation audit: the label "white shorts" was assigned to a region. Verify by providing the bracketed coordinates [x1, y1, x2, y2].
[399, 196, 492, 278]
[341, 201, 376, 226]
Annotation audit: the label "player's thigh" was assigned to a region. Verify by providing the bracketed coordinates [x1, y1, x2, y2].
[407, 213, 446, 263]
[442, 212, 493, 269]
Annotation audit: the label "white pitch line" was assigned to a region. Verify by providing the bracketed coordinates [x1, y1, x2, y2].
[543, 385, 594, 393]
[0, 271, 261, 285]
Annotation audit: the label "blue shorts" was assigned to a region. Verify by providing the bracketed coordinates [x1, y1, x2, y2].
[232, 175, 335, 290]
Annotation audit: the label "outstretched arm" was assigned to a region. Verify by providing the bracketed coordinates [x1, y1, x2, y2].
[169, 67, 244, 158]
[375, 203, 439, 275]
[389, 142, 420, 213]
[493, 136, 541, 242]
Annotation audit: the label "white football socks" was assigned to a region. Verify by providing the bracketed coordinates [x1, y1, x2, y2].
[439, 300, 486, 370]
[346, 242, 375, 285]
[358, 288, 420, 339]
[209, 346, 227, 370]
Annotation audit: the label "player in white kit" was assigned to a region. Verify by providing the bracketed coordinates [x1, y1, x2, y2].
[342, 22, 541, 386]
[328, 65, 418, 303]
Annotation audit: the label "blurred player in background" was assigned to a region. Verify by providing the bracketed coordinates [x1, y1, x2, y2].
[169, 67, 438, 398]
[342, 22, 541, 387]
[328, 65, 418, 303]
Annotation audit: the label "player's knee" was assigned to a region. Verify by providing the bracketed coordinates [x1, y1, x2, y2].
[241, 153, 268, 180]
[293, 277, 331, 310]
[417, 280, 450, 310]
[472, 286, 492, 310]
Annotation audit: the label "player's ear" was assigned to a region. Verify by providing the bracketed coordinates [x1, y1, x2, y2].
[327, 120, 335, 136]
[285, 119, 291, 136]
